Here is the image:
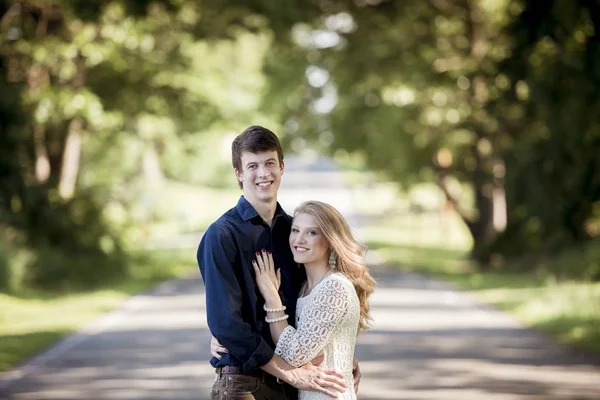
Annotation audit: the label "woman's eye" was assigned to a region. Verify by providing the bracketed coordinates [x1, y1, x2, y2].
[291, 228, 299, 233]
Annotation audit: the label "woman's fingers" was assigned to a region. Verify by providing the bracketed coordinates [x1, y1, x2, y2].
[211, 345, 229, 359]
[216, 345, 228, 354]
[210, 336, 229, 359]
[252, 259, 260, 274]
[259, 249, 272, 273]
[267, 251, 275, 272]
[276, 268, 282, 288]
[255, 251, 267, 272]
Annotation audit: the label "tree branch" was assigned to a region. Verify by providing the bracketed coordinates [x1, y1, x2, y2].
[436, 170, 474, 230]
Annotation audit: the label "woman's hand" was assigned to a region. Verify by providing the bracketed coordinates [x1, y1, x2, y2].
[210, 335, 229, 360]
[252, 249, 282, 302]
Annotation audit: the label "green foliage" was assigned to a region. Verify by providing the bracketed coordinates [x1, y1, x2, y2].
[260, 0, 600, 269]
[490, 0, 600, 254]
[2, 0, 599, 288]
[0, 0, 278, 289]
[261, 0, 518, 256]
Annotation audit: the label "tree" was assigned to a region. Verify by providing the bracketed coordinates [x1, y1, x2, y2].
[485, 0, 600, 267]
[262, 0, 517, 260]
[0, 0, 304, 287]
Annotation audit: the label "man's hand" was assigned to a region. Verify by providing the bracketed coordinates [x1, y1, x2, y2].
[287, 363, 346, 398]
[352, 358, 361, 394]
[210, 335, 228, 360]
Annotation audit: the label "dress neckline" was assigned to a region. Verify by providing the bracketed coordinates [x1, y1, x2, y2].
[298, 272, 337, 299]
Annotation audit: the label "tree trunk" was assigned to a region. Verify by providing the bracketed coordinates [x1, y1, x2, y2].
[58, 118, 83, 199]
[57, 56, 86, 200]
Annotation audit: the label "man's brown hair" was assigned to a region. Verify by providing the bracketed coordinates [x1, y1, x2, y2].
[232, 125, 284, 189]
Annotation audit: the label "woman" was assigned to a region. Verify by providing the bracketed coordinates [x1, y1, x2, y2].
[253, 201, 376, 400]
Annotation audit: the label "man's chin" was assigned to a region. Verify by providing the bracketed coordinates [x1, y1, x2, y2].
[258, 188, 278, 198]
[254, 192, 276, 203]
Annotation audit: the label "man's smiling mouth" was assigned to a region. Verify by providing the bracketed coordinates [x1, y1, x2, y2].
[256, 181, 273, 188]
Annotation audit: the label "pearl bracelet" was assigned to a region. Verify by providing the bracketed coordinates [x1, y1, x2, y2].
[263, 305, 286, 312]
[265, 314, 288, 324]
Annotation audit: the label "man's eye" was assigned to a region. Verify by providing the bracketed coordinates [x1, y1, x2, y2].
[267, 162, 276, 166]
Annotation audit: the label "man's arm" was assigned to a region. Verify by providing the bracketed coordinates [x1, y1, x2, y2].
[198, 224, 272, 371]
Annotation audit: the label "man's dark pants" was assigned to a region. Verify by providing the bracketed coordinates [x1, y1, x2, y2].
[211, 367, 298, 400]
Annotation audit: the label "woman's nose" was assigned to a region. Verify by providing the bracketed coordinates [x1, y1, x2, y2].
[295, 234, 306, 244]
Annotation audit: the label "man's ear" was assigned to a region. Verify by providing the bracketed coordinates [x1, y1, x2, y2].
[280, 159, 285, 175]
[234, 168, 243, 183]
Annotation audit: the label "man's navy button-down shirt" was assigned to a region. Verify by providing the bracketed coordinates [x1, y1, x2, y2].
[197, 196, 305, 372]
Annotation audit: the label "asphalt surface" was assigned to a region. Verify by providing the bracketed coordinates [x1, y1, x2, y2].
[1, 156, 599, 399]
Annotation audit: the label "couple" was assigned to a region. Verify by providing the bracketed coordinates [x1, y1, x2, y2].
[197, 125, 376, 399]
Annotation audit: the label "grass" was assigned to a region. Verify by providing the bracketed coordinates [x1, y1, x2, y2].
[0, 248, 196, 373]
[0, 180, 237, 374]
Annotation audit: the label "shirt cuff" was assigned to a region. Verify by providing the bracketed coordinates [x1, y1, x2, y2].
[242, 337, 275, 372]
[274, 326, 299, 365]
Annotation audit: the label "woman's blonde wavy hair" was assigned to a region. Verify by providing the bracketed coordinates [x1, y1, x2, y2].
[293, 201, 376, 333]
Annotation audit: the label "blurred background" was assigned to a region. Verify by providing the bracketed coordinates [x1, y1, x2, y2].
[1, 0, 599, 397]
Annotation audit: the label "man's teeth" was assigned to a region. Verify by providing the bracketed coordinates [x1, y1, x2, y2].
[257, 182, 272, 187]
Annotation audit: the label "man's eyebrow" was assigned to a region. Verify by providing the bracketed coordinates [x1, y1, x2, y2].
[245, 158, 277, 167]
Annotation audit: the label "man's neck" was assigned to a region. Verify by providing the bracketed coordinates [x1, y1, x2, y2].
[249, 198, 278, 226]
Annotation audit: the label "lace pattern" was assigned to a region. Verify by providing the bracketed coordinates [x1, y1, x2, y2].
[275, 273, 360, 400]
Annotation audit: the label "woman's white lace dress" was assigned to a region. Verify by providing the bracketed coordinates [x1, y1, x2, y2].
[275, 273, 360, 400]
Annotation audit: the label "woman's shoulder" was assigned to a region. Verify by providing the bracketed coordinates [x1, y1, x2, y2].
[321, 273, 355, 294]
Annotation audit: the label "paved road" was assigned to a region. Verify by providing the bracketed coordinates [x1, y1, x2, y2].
[1, 156, 600, 399]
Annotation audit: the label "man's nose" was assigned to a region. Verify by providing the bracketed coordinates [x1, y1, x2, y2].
[257, 164, 270, 177]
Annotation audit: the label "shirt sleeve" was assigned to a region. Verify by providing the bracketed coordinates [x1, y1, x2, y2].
[197, 223, 274, 371]
[274, 278, 350, 367]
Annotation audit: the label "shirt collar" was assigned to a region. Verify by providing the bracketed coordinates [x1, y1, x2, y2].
[235, 196, 289, 223]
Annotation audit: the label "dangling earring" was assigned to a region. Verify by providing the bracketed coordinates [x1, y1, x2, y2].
[328, 252, 337, 270]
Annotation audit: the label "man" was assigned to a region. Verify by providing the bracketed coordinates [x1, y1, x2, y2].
[197, 126, 357, 399]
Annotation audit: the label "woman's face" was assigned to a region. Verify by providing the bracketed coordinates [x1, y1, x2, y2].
[289, 212, 329, 266]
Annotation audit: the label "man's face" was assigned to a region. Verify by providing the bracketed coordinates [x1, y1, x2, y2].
[235, 151, 284, 204]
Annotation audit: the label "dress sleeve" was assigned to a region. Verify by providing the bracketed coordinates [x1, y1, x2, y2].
[274, 278, 350, 367]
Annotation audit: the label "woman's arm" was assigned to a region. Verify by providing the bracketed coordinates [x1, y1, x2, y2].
[275, 278, 350, 367]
